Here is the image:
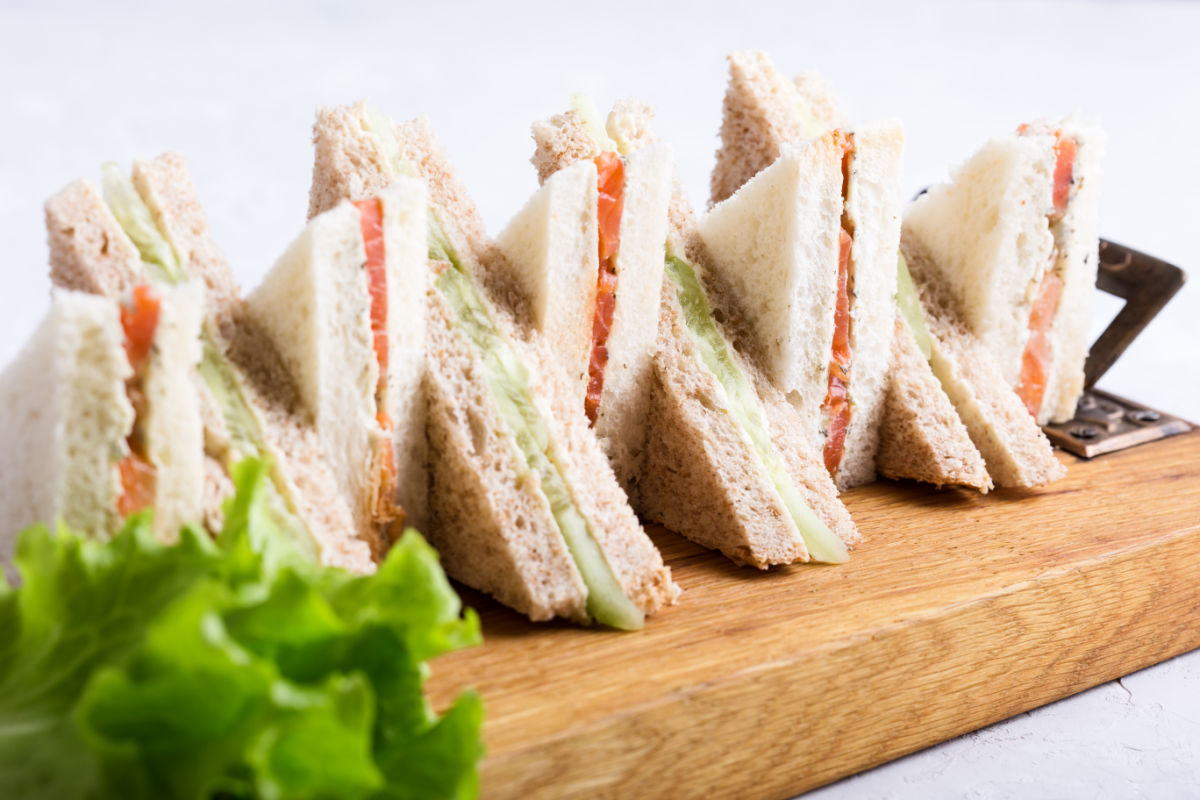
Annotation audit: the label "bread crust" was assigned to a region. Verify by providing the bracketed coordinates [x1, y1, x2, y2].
[711, 50, 847, 205]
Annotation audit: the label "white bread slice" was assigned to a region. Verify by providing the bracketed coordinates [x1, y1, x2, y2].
[699, 138, 841, 454]
[519, 105, 675, 489]
[494, 160, 598, 401]
[904, 239, 1066, 487]
[902, 119, 1104, 424]
[0, 285, 206, 553]
[0, 291, 130, 551]
[594, 142, 673, 489]
[245, 181, 428, 538]
[44, 156, 374, 572]
[711, 50, 848, 205]
[839, 120, 904, 487]
[706, 49, 903, 488]
[378, 182, 432, 534]
[876, 312, 992, 491]
[1042, 121, 1103, 423]
[138, 282, 206, 540]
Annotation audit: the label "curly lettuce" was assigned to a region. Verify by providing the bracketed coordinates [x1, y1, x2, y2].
[0, 458, 483, 799]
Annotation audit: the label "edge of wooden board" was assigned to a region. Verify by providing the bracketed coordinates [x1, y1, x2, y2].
[428, 428, 1200, 800]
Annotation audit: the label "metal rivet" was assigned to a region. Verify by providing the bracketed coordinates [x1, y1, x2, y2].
[1127, 409, 1160, 424]
[1078, 395, 1097, 411]
[1071, 426, 1099, 440]
[1098, 402, 1119, 414]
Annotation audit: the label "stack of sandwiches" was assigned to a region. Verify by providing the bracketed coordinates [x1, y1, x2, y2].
[304, 102, 679, 628]
[706, 50, 1066, 490]
[42, 155, 376, 571]
[500, 95, 857, 566]
[0, 50, 1105, 631]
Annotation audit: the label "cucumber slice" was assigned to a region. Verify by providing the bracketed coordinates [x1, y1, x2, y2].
[896, 252, 933, 361]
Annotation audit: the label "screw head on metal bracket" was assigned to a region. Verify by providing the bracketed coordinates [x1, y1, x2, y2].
[1045, 389, 1192, 458]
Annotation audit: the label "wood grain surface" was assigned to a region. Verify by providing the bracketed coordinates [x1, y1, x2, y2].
[426, 429, 1200, 799]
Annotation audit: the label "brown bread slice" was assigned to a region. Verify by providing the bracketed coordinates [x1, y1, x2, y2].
[876, 313, 992, 491]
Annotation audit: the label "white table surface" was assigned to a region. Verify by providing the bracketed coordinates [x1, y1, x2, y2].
[2, 2, 1197, 797]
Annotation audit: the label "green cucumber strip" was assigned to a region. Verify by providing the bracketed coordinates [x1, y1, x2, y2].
[100, 163, 186, 285]
[664, 253, 849, 564]
[434, 250, 642, 630]
[896, 252, 933, 361]
[195, 332, 317, 562]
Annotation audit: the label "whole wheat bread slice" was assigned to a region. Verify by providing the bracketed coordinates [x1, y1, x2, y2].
[711, 50, 848, 206]
[425, 286, 677, 619]
[876, 313, 992, 491]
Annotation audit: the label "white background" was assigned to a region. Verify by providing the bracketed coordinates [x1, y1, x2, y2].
[2, 1, 1197, 797]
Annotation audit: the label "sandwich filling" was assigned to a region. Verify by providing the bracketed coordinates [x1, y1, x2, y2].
[115, 284, 161, 517]
[355, 197, 403, 534]
[102, 165, 318, 560]
[665, 252, 849, 563]
[1015, 125, 1077, 417]
[429, 214, 645, 629]
[896, 254, 933, 361]
[822, 131, 856, 476]
[585, 151, 626, 424]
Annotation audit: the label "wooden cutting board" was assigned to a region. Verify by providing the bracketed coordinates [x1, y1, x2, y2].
[426, 428, 1200, 800]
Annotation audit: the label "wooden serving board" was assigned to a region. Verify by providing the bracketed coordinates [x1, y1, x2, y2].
[427, 428, 1200, 799]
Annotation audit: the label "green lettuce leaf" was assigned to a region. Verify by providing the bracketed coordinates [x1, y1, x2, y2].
[896, 252, 933, 361]
[0, 458, 483, 799]
[0, 514, 218, 797]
